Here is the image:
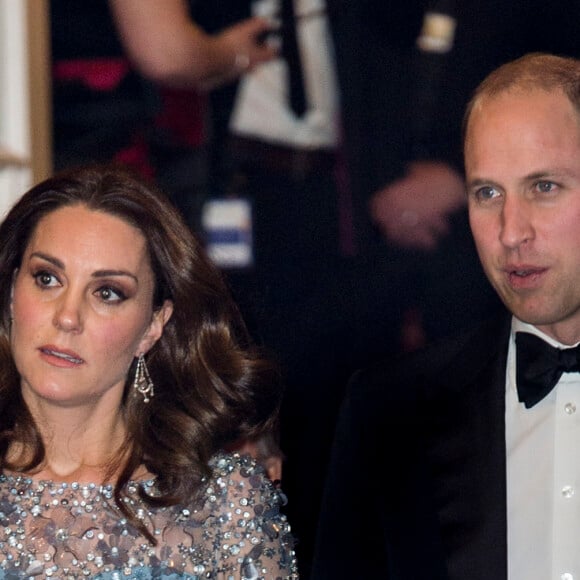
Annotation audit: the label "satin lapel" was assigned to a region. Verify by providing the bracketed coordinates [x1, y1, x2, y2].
[425, 313, 510, 580]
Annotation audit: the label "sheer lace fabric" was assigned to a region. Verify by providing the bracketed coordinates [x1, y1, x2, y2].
[0, 452, 298, 579]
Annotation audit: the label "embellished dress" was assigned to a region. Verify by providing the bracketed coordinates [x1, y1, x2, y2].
[0, 452, 299, 579]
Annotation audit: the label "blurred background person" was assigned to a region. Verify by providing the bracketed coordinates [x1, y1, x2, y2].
[50, 0, 276, 231]
[217, 3, 435, 576]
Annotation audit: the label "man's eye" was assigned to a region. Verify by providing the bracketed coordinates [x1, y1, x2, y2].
[536, 181, 556, 193]
[475, 186, 499, 201]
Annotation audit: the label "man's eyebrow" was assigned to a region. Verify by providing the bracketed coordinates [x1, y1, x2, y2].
[465, 177, 499, 188]
[524, 168, 574, 180]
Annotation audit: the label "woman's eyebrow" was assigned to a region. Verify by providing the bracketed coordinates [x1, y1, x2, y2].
[30, 252, 138, 282]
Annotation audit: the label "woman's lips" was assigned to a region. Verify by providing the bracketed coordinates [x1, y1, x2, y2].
[38, 346, 85, 367]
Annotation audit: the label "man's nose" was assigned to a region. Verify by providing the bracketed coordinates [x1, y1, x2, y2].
[499, 196, 534, 249]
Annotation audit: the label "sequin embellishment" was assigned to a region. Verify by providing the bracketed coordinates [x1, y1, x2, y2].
[0, 453, 298, 579]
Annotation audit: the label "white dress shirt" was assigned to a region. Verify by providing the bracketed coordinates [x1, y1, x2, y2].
[507, 318, 580, 580]
[229, 0, 339, 149]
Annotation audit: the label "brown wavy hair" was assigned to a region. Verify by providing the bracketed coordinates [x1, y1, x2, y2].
[0, 163, 281, 541]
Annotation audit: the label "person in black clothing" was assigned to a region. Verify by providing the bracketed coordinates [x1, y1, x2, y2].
[50, 0, 276, 228]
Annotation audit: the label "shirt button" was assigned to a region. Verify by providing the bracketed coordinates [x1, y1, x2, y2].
[561, 573, 574, 580]
[562, 485, 575, 499]
[565, 402, 576, 414]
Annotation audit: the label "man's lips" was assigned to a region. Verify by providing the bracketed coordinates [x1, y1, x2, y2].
[38, 346, 85, 366]
[502, 265, 547, 288]
[505, 265, 544, 275]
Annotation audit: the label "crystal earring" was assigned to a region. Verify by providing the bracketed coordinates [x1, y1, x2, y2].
[133, 353, 154, 403]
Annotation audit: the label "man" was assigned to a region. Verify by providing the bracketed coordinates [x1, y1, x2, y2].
[329, 0, 580, 346]
[312, 52, 580, 579]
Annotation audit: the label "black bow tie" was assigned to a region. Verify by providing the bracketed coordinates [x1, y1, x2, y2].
[516, 332, 580, 408]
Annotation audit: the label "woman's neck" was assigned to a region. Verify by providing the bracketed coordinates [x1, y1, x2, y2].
[8, 407, 132, 484]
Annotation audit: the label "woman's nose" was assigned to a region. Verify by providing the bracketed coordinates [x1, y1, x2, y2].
[53, 291, 83, 332]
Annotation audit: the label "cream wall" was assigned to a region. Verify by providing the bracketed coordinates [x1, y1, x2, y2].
[0, 0, 51, 218]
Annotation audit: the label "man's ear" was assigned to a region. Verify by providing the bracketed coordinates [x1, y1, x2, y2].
[136, 299, 173, 355]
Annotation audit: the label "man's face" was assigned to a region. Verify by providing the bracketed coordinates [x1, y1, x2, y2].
[465, 89, 580, 343]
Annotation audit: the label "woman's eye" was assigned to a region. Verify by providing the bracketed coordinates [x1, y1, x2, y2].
[34, 271, 59, 288]
[97, 286, 126, 303]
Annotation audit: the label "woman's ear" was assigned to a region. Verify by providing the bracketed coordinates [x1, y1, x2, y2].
[136, 299, 173, 355]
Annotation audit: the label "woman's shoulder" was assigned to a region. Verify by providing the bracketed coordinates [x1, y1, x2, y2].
[199, 451, 299, 578]
[206, 450, 287, 509]
[209, 449, 266, 474]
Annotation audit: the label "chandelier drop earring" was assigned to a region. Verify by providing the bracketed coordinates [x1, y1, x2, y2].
[133, 353, 154, 403]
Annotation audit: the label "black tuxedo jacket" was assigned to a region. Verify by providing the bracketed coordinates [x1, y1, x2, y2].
[312, 310, 513, 579]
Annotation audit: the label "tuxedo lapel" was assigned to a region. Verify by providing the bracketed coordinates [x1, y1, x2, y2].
[424, 313, 510, 580]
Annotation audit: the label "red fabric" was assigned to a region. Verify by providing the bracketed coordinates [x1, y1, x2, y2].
[113, 132, 155, 179]
[53, 58, 206, 178]
[53, 58, 130, 91]
[154, 88, 207, 147]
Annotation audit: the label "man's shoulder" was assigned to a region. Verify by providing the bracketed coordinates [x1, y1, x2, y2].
[349, 309, 511, 402]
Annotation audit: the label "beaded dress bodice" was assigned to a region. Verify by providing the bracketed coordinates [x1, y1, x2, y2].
[0, 452, 298, 579]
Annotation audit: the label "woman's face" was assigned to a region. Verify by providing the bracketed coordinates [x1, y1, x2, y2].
[10, 205, 172, 408]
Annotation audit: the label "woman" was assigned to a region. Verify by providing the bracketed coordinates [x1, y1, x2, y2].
[0, 164, 298, 578]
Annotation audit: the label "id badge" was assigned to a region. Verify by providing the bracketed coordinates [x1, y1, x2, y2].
[201, 197, 253, 269]
[416, 11, 457, 53]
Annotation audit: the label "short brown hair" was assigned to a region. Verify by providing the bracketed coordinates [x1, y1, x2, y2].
[463, 52, 580, 144]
